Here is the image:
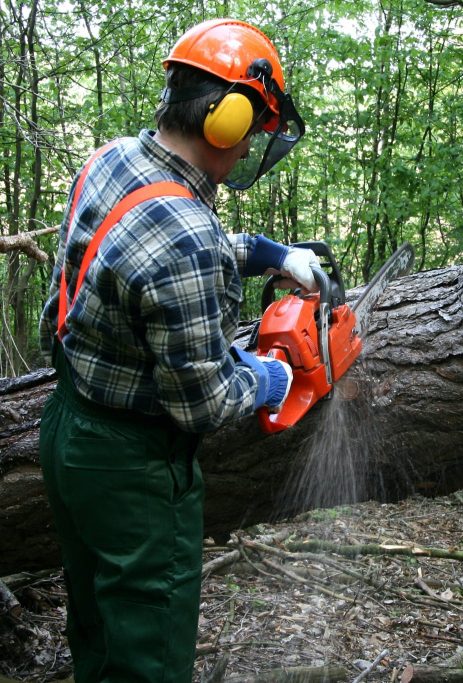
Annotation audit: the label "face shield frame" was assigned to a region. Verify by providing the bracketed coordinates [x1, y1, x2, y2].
[224, 75, 306, 191]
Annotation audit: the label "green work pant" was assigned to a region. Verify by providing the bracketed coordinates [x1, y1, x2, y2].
[39, 345, 204, 683]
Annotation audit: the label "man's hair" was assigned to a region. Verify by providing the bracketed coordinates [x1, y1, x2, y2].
[155, 64, 268, 138]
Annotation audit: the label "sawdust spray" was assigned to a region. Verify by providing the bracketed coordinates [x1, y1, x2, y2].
[277, 367, 396, 516]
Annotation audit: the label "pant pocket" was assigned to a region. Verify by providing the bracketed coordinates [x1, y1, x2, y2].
[99, 598, 172, 683]
[64, 437, 159, 550]
[167, 433, 202, 504]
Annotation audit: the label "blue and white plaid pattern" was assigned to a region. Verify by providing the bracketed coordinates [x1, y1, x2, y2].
[40, 130, 259, 432]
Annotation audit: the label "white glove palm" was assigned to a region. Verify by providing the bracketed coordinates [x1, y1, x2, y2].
[277, 247, 320, 292]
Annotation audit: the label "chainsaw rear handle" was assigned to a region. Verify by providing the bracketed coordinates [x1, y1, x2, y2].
[261, 265, 331, 314]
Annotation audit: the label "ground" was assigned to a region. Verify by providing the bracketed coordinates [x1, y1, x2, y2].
[2, 493, 463, 682]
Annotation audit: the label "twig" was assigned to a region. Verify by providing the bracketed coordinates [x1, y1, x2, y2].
[351, 649, 389, 683]
[0, 579, 21, 618]
[261, 558, 356, 603]
[202, 550, 240, 577]
[201, 654, 230, 682]
[240, 548, 280, 580]
[237, 536, 463, 612]
[243, 538, 371, 584]
[414, 576, 446, 601]
[412, 576, 463, 612]
[224, 665, 349, 682]
[196, 642, 219, 656]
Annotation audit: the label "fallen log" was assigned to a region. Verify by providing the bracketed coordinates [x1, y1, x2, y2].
[402, 663, 463, 682]
[0, 265, 462, 574]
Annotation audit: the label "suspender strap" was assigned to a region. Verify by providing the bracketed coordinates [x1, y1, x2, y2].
[58, 140, 121, 340]
[57, 142, 195, 340]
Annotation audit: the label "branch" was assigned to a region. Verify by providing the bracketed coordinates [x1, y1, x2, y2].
[284, 538, 463, 562]
[352, 650, 389, 683]
[202, 550, 240, 577]
[224, 665, 349, 682]
[0, 226, 58, 262]
[0, 579, 21, 618]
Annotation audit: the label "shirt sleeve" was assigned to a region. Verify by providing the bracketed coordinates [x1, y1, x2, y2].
[141, 247, 260, 432]
[226, 232, 256, 277]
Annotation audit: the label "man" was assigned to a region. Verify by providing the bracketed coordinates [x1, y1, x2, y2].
[39, 18, 318, 683]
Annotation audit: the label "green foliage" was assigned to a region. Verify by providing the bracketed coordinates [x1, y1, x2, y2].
[309, 505, 353, 522]
[0, 0, 462, 375]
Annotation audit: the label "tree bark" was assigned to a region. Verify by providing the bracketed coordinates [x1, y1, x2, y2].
[0, 266, 462, 574]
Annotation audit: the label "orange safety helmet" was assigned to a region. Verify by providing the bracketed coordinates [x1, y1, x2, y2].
[163, 18, 285, 133]
[162, 18, 305, 190]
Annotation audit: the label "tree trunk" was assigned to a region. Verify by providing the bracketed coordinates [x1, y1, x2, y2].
[0, 266, 462, 574]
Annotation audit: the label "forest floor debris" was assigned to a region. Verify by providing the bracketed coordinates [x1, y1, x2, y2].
[2, 493, 463, 682]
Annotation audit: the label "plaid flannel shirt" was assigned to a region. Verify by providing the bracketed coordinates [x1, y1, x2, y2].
[39, 129, 259, 433]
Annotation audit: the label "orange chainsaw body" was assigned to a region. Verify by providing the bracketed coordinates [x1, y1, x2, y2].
[256, 293, 362, 434]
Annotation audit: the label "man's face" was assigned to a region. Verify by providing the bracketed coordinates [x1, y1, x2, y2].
[214, 137, 252, 184]
[215, 119, 264, 184]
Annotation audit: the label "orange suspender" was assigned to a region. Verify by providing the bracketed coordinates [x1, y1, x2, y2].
[57, 142, 194, 340]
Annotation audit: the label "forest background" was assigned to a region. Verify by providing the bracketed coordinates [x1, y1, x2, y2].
[0, 0, 462, 377]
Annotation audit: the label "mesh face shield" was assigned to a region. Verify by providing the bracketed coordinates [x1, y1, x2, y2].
[224, 86, 305, 190]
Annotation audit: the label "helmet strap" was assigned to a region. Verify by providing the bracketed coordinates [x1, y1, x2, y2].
[161, 83, 222, 103]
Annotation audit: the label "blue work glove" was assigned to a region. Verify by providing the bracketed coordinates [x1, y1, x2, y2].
[231, 346, 293, 413]
[244, 235, 319, 292]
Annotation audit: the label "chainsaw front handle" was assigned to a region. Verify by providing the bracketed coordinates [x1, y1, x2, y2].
[261, 264, 331, 314]
[310, 266, 331, 305]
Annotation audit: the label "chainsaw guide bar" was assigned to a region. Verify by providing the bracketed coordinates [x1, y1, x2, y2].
[352, 242, 415, 338]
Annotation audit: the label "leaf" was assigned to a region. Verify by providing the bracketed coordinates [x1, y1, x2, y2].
[439, 588, 454, 601]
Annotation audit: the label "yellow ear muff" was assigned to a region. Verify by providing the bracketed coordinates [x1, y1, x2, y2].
[203, 93, 254, 149]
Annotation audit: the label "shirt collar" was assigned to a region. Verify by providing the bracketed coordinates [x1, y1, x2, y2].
[138, 129, 217, 209]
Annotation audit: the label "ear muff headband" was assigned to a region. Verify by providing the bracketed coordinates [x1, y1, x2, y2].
[203, 93, 254, 149]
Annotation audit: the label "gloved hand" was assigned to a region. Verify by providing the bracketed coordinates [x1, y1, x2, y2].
[244, 235, 319, 292]
[256, 355, 293, 413]
[279, 246, 320, 292]
[230, 346, 293, 413]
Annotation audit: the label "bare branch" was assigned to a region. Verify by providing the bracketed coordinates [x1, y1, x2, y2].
[0, 226, 58, 262]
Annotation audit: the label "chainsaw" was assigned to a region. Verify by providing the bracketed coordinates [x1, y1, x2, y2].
[250, 241, 415, 434]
